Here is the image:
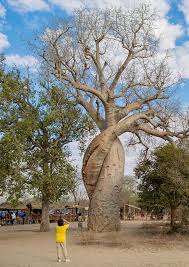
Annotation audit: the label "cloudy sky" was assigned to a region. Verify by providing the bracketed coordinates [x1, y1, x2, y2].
[0, 0, 189, 174]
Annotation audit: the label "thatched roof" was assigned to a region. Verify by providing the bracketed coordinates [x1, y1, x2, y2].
[0, 202, 26, 210]
[0, 200, 89, 210]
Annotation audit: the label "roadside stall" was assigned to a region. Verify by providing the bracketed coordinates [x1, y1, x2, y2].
[0, 201, 89, 225]
[0, 202, 27, 225]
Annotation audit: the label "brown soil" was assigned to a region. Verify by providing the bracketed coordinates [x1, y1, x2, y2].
[0, 221, 189, 267]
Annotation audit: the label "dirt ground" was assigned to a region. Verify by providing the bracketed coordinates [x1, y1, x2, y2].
[1, 221, 189, 267]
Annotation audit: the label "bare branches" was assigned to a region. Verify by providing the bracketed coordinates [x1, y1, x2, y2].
[119, 93, 168, 119]
[109, 51, 132, 91]
[78, 95, 105, 130]
[38, 5, 187, 141]
[40, 5, 160, 108]
[134, 115, 189, 142]
[54, 65, 107, 103]
[115, 109, 155, 136]
[80, 39, 107, 94]
[128, 132, 150, 157]
[137, 123, 173, 139]
[112, 6, 157, 55]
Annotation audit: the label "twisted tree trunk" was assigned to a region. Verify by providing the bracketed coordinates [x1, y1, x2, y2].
[82, 128, 125, 232]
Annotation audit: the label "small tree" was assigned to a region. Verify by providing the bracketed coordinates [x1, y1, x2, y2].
[0, 61, 94, 231]
[135, 144, 189, 229]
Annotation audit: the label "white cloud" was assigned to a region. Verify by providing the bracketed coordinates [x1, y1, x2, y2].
[5, 54, 38, 71]
[171, 41, 189, 79]
[179, 0, 189, 24]
[0, 4, 6, 17]
[50, 0, 83, 12]
[0, 32, 10, 51]
[155, 19, 183, 50]
[7, 0, 50, 12]
[50, 0, 170, 17]
[49, 0, 181, 51]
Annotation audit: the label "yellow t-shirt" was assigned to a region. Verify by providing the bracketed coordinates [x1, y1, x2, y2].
[56, 224, 69, 243]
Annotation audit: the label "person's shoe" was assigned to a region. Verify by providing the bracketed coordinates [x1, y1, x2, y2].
[57, 259, 61, 262]
[65, 259, 70, 262]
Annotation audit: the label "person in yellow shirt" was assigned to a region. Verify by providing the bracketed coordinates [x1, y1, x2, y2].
[56, 218, 70, 263]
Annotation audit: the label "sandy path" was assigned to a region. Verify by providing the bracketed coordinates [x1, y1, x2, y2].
[0, 221, 189, 267]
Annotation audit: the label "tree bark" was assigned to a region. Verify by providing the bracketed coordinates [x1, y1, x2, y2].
[83, 129, 125, 232]
[73, 193, 77, 205]
[181, 206, 189, 226]
[40, 196, 50, 232]
[170, 206, 176, 230]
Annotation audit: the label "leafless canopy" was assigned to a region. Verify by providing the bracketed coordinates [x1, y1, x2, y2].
[39, 5, 189, 144]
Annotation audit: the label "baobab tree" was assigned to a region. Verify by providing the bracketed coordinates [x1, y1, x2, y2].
[39, 5, 188, 231]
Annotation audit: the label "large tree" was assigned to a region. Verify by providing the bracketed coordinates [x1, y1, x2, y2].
[38, 6, 189, 231]
[0, 61, 94, 231]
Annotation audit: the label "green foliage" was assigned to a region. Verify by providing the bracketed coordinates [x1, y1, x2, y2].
[135, 144, 189, 213]
[0, 62, 95, 203]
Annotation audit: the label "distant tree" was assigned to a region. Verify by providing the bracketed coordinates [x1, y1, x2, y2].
[70, 172, 88, 205]
[0, 61, 94, 231]
[120, 176, 138, 206]
[135, 144, 189, 229]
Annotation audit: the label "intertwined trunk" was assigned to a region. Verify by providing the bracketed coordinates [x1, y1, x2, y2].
[82, 127, 125, 232]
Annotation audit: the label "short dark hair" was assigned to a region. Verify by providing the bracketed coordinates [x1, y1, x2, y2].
[58, 219, 64, 226]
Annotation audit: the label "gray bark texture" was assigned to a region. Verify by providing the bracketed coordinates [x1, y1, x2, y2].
[83, 129, 125, 232]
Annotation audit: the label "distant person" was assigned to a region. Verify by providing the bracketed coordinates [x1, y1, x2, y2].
[11, 212, 16, 225]
[1, 212, 5, 225]
[22, 211, 26, 224]
[78, 213, 84, 231]
[56, 218, 70, 263]
[128, 211, 131, 220]
[0, 211, 2, 226]
[141, 211, 145, 219]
